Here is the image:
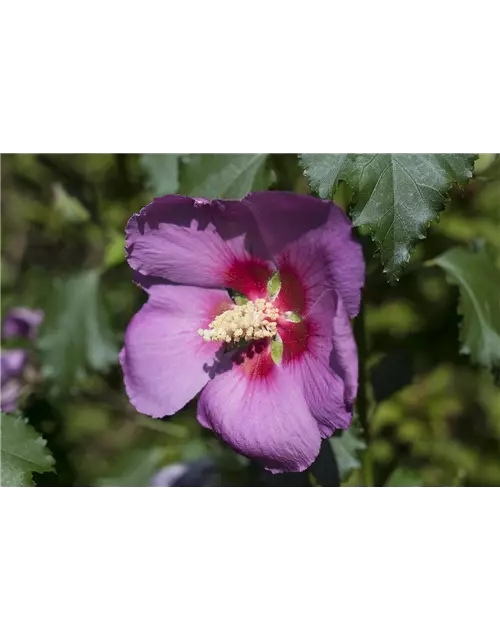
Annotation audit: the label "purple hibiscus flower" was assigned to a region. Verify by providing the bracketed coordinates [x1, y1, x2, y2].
[121, 192, 364, 473]
[2, 307, 44, 341]
[1, 306, 44, 412]
[1, 349, 28, 412]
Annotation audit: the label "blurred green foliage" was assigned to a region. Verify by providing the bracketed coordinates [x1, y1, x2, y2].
[1, 153, 500, 486]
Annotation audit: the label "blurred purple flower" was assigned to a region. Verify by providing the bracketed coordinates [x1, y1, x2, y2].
[2, 307, 44, 341]
[151, 458, 219, 487]
[1, 349, 28, 412]
[121, 192, 364, 473]
[1, 307, 43, 412]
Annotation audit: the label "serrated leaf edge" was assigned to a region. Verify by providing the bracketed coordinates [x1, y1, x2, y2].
[299, 154, 478, 282]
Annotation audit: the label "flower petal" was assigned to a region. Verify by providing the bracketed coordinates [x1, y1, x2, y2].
[329, 296, 359, 407]
[0, 349, 28, 413]
[1, 349, 28, 384]
[276, 225, 337, 316]
[287, 292, 358, 437]
[120, 284, 232, 418]
[2, 308, 44, 341]
[243, 192, 330, 256]
[321, 213, 365, 319]
[258, 219, 360, 436]
[1, 379, 23, 412]
[244, 192, 364, 317]
[197, 345, 321, 473]
[126, 195, 272, 290]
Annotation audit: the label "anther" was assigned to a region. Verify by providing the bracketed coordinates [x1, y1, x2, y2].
[198, 298, 280, 345]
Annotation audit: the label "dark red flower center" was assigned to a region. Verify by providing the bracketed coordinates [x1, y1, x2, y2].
[219, 258, 313, 378]
[224, 258, 272, 301]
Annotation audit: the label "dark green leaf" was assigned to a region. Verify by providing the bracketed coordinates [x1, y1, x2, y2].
[141, 154, 180, 196]
[300, 154, 476, 280]
[179, 154, 273, 199]
[329, 423, 366, 482]
[1, 413, 55, 487]
[309, 439, 340, 487]
[38, 270, 118, 394]
[431, 247, 500, 372]
[385, 467, 423, 487]
[300, 154, 355, 199]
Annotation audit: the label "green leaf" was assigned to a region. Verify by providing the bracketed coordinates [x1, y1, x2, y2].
[1, 413, 55, 487]
[179, 154, 273, 199]
[329, 423, 366, 482]
[309, 439, 341, 487]
[96, 448, 166, 487]
[300, 154, 355, 199]
[103, 230, 125, 270]
[38, 270, 118, 394]
[385, 467, 423, 487]
[300, 154, 476, 280]
[140, 154, 180, 195]
[431, 247, 500, 372]
[52, 183, 90, 223]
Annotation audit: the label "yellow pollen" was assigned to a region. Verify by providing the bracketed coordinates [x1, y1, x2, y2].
[198, 298, 280, 344]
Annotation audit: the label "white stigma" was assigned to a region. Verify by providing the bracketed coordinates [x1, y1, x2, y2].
[198, 298, 279, 344]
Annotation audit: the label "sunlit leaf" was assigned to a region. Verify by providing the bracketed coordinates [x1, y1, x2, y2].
[1, 413, 55, 487]
[432, 247, 500, 373]
[103, 231, 125, 269]
[179, 154, 273, 199]
[300, 153, 476, 280]
[52, 183, 90, 223]
[38, 270, 118, 394]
